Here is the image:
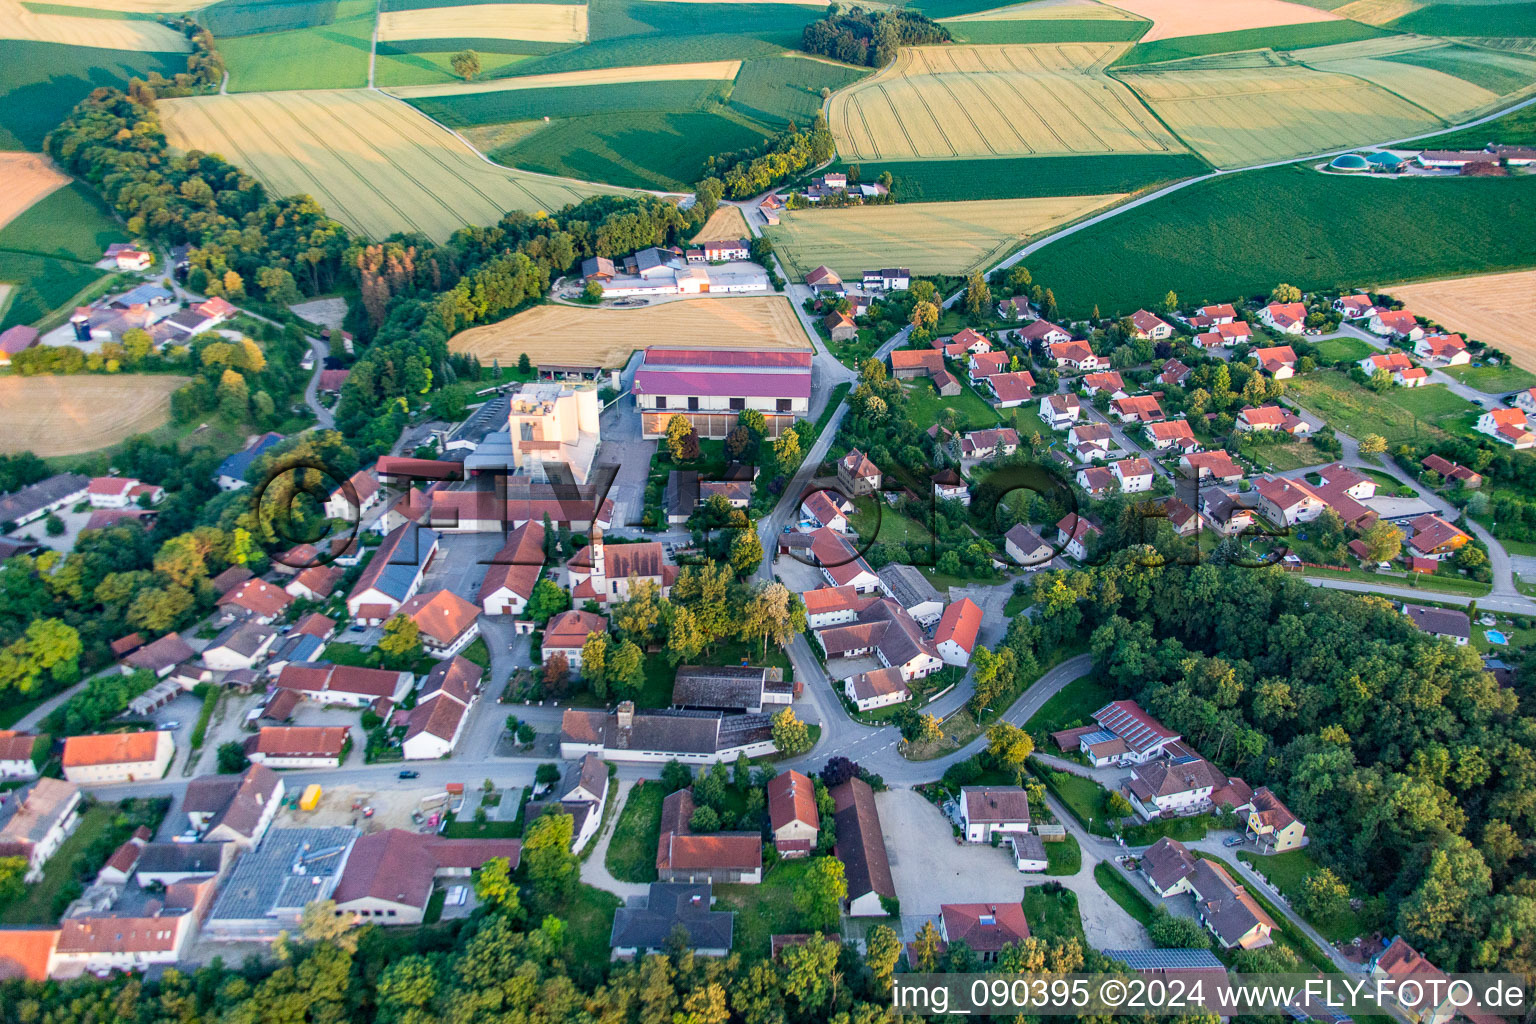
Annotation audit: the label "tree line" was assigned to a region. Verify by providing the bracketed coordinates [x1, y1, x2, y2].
[800, 7, 950, 68]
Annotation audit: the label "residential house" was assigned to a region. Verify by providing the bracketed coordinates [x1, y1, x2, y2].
[245, 726, 350, 768]
[0, 731, 38, 780]
[0, 325, 40, 366]
[218, 578, 294, 625]
[1194, 320, 1254, 348]
[528, 752, 609, 852]
[1370, 938, 1456, 1024]
[655, 788, 762, 884]
[1078, 700, 1180, 767]
[1048, 339, 1101, 370]
[121, 633, 196, 678]
[808, 527, 882, 592]
[946, 327, 992, 356]
[1253, 345, 1298, 378]
[543, 610, 608, 671]
[815, 597, 943, 682]
[1476, 407, 1535, 448]
[86, 476, 160, 509]
[475, 520, 543, 616]
[845, 667, 910, 711]
[804, 265, 842, 292]
[1158, 495, 1201, 536]
[1517, 387, 1536, 416]
[1200, 488, 1256, 536]
[1123, 753, 1224, 820]
[987, 370, 1035, 407]
[932, 467, 970, 506]
[1369, 310, 1424, 341]
[1421, 454, 1480, 488]
[62, 732, 172, 784]
[134, 842, 233, 887]
[1396, 367, 1429, 387]
[800, 489, 850, 533]
[1146, 419, 1197, 452]
[1253, 475, 1326, 526]
[1359, 351, 1414, 376]
[1190, 859, 1275, 949]
[1112, 457, 1154, 493]
[50, 877, 218, 978]
[396, 589, 480, 659]
[1077, 465, 1116, 497]
[934, 597, 982, 667]
[837, 448, 881, 497]
[1140, 836, 1198, 896]
[0, 779, 81, 881]
[610, 882, 733, 960]
[937, 903, 1030, 962]
[215, 433, 285, 491]
[1259, 303, 1307, 335]
[1130, 309, 1172, 340]
[1082, 371, 1126, 397]
[1158, 359, 1191, 386]
[959, 427, 1020, 461]
[863, 267, 910, 291]
[959, 787, 1029, 843]
[996, 296, 1032, 320]
[1040, 393, 1082, 429]
[202, 620, 276, 672]
[830, 777, 894, 916]
[402, 656, 481, 760]
[633, 347, 810, 439]
[1004, 524, 1053, 567]
[1056, 514, 1100, 562]
[182, 764, 283, 848]
[1023, 321, 1072, 348]
[1246, 787, 1306, 852]
[968, 350, 1010, 382]
[1069, 422, 1118, 462]
[766, 771, 819, 858]
[1335, 294, 1378, 318]
[1110, 394, 1165, 423]
[348, 522, 440, 624]
[1405, 512, 1470, 560]
[1402, 603, 1471, 645]
[876, 563, 944, 626]
[1236, 405, 1309, 435]
[274, 662, 413, 709]
[323, 469, 381, 520]
[1196, 303, 1237, 324]
[559, 700, 776, 765]
[1414, 333, 1469, 366]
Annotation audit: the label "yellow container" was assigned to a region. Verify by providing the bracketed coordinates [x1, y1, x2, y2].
[300, 784, 322, 811]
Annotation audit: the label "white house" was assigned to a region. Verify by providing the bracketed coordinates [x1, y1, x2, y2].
[1111, 458, 1154, 493]
[347, 523, 440, 624]
[201, 621, 276, 672]
[1369, 310, 1424, 341]
[1259, 303, 1306, 335]
[0, 731, 39, 779]
[62, 732, 173, 784]
[1123, 755, 1223, 820]
[244, 726, 350, 769]
[324, 469, 381, 521]
[1476, 408, 1535, 449]
[1040, 394, 1081, 429]
[959, 787, 1030, 843]
[1056, 514, 1100, 562]
[402, 656, 480, 760]
[1004, 524, 1053, 568]
[1414, 333, 1469, 366]
[844, 667, 910, 712]
[478, 520, 545, 616]
[934, 598, 981, 667]
[0, 778, 80, 881]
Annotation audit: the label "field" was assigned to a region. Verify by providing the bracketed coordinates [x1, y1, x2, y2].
[492, 108, 771, 189]
[765, 194, 1128, 277]
[1334, 0, 1420, 24]
[1382, 42, 1536, 95]
[829, 42, 1185, 160]
[1386, 270, 1536, 371]
[374, 50, 537, 86]
[1286, 372, 1478, 443]
[0, 0, 190, 49]
[218, 0, 375, 92]
[0, 375, 189, 456]
[1112, 20, 1387, 63]
[1108, 0, 1338, 40]
[0, 154, 70, 230]
[1419, 94, 1536, 146]
[943, 20, 1148, 42]
[448, 297, 811, 365]
[377, 2, 589, 42]
[408, 78, 728, 126]
[159, 89, 630, 241]
[36, 0, 213, 9]
[815, 153, 1209, 201]
[1311, 335, 1373, 362]
[1117, 62, 1438, 166]
[0, 180, 124, 329]
[386, 58, 739, 96]
[727, 54, 867, 124]
[1024, 164, 1536, 317]
[690, 204, 749, 242]
[199, 0, 346, 36]
[1388, 2, 1536, 37]
[1297, 41, 1536, 119]
[942, 0, 1145, 21]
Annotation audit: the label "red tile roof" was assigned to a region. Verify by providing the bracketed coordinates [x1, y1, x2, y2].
[63, 731, 163, 768]
[398, 589, 480, 645]
[934, 598, 982, 654]
[218, 578, 293, 618]
[767, 770, 819, 833]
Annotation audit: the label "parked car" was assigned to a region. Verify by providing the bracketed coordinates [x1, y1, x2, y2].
[1223, 835, 1246, 847]
[398, 770, 420, 779]
[160, 721, 180, 730]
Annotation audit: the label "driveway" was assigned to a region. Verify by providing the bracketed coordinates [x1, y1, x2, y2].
[593, 392, 656, 531]
[878, 788, 1025, 916]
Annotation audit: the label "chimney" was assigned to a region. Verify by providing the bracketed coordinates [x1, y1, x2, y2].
[616, 700, 634, 731]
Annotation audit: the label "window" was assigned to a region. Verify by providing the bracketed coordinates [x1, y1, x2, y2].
[729, 397, 745, 411]
[655, 396, 667, 409]
[777, 399, 792, 413]
[688, 397, 700, 411]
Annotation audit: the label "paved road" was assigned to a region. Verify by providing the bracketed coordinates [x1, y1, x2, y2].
[303, 335, 335, 429]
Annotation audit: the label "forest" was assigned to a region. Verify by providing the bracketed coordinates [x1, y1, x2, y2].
[800, 8, 950, 68]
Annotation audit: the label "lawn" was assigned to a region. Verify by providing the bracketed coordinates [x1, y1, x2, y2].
[494, 109, 773, 190]
[0, 179, 125, 330]
[1024, 675, 1113, 744]
[545, 882, 622, 987]
[1045, 834, 1082, 876]
[1236, 848, 1368, 943]
[1440, 362, 1536, 393]
[0, 253, 109, 331]
[0, 803, 112, 924]
[1285, 372, 1478, 444]
[1241, 437, 1327, 472]
[219, 0, 376, 92]
[903, 376, 1002, 430]
[816, 154, 1211, 203]
[1094, 860, 1156, 926]
[850, 496, 933, 547]
[946, 19, 1149, 43]
[1033, 762, 1114, 835]
[605, 779, 665, 883]
[1022, 884, 1087, 945]
[0, 40, 186, 150]
[1311, 336, 1374, 364]
[1026, 164, 1536, 318]
[714, 857, 820, 959]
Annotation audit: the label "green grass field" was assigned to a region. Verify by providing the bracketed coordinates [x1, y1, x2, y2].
[1311, 336, 1374, 364]
[220, 0, 375, 92]
[0, 182, 123, 330]
[1286, 373, 1478, 444]
[903, 374, 1002, 429]
[1381, 43, 1536, 96]
[1022, 885, 1087, 945]
[0, 41, 186, 151]
[199, 0, 343, 36]
[728, 55, 866, 125]
[382, 0, 582, 8]
[1235, 848, 1369, 943]
[820, 154, 1209, 203]
[1439, 362, 1536, 392]
[605, 780, 665, 883]
[1046, 834, 1083, 876]
[945, 19, 1148, 43]
[20, 2, 159, 18]
[410, 79, 727, 127]
[374, 50, 535, 87]
[1025, 675, 1113, 741]
[1026, 164, 1536, 317]
[1387, 2, 1536, 38]
[1423, 97, 1536, 148]
[714, 859, 818, 959]
[495, 108, 772, 189]
[1114, 20, 1389, 65]
[1094, 860, 1156, 926]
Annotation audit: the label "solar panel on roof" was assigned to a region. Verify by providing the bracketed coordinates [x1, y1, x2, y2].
[1101, 948, 1225, 970]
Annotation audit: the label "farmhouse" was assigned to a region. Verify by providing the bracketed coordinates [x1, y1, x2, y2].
[766, 771, 819, 858]
[559, 701, 776, 765]
[63, 732, 173, 784]
[823, 310, 856, 342]
[672, 665, 790, 716]
[654, 787, 763, 884]
[0, 325, 40, 366]
[402, 656, 481, 760]
[245, 726, 350, 769]
[803, 585, 869, 629]
[830, 778, 894, 917]
[0, 473, 89, 528]
[876, 563, 944, 626]
[889, 348, 944, 379]
[1414, 333, 1469, 366]
[1258, 303, 1306, 335]
[633, 347, 811, 439]
[1252, 345, 1298, 378]
[202, 621, 276, 673]
[844, 667, 911, 712]
[807, 527, 881, 592]
[274, 663, 413, 709]
[816, 596, 942, 682]
[0, 779, 81, 882]
[934, 597, 982, 667]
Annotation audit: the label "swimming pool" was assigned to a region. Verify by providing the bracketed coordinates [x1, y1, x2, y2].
[1486, 630, 1508, 645]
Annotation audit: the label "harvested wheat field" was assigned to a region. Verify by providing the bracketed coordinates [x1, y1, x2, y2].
[450, 298, 811, 366]
[1298, 50, 1503, 120]
[0, 0, 190, 49]
[387, 60, 740, 98]
[830, 43, 1183, 160]
[159, 89, 630, 242]
[943, 0, 1144, 21]
[0, 154, 70, 232]
[764, 194, 1127, 278]
[1109, 0, 1338, 40]
[1386, 271, 1536, 372]
[0, 374, 188, 456]
[691, 206, 750, 244]
[377, 3, 587, 43]
[1119, 62, 1439, 166]
[1332, 0, 1421, 26]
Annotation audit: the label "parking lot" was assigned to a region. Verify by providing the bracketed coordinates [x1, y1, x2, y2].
[878, 789, 1025, 918]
